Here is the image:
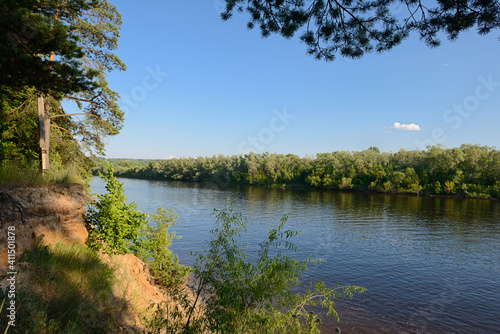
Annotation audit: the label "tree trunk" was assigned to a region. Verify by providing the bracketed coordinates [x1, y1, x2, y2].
[38, 51, 56, 173]
[37, 91, 50, 173]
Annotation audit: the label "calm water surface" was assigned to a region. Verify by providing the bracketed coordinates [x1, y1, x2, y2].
[91, 178, 500, 334]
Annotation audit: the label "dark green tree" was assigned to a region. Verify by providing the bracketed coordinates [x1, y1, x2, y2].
[103, 145, 500, 198]
[0, 0, 98, 97]
[0, 86, 39, 162]
[220, 0, 500, 61]
[0, 0, 125, 170]
[58, 0, 125, 157]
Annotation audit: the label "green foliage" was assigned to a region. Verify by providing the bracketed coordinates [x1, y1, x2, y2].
[0, 0, 125, 174]
[0, 87, 38, 162]
[86, 164, 148, 255]
[134, 206, 192, 287]
[220, 0, 500, 61]
[0, 240, 126, 333]
[102, 145, 500, 199]
[92, 157, 154, 176]
[146, 206, 365, 333]
[0, 0, 98, 96]
[62, 0, 126, 158]
[0, 86, 96, 179]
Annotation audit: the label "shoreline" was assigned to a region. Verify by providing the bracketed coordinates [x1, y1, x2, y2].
[95, 174, 500, 201]
[90, 176, 500, 333]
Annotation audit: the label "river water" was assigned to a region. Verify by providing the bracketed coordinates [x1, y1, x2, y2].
[90, 177, 500, 333]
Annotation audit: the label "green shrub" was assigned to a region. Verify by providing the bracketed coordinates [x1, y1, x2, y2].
[134, 206, 192, 287]
[460, 183, 491, 198]
[146, 205, 365, 333]
[434, 181, 443, 195]
[86, 164, 148, 255]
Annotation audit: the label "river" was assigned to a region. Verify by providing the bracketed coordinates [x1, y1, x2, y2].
[90, 177, 500, 334]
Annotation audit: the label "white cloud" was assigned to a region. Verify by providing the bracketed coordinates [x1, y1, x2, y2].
[391, 122, 422, 131]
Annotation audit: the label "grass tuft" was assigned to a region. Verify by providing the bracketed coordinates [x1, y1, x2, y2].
[0, 240, 131, 333]
[0, 161, 84, 186]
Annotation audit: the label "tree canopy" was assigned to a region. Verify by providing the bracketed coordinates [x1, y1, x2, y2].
[0, 0, 99, 97]
[0, 0, 125, 173]
[58, 0, 125, 157]
[96, 145, 500, 199]
[220, 0, 500, 61]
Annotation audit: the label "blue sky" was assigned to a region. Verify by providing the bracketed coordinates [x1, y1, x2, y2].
[100, 0, 500, 159]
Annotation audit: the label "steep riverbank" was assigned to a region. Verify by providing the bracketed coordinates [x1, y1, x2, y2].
[0, 184, 188, 333]
[0, 183, 89, 269]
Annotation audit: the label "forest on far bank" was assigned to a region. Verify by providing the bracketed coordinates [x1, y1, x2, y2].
[93, 144, 500, 199]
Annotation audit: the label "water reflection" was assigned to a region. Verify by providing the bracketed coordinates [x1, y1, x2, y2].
[91, 178, 500, 334]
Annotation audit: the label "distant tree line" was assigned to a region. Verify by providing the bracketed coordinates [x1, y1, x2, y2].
[94, 145, 500, 199]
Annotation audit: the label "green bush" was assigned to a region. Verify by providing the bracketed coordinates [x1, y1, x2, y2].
[134, 206, 192, 287]
[86, 164, 148, 255]
[146, 205, 365, 333]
